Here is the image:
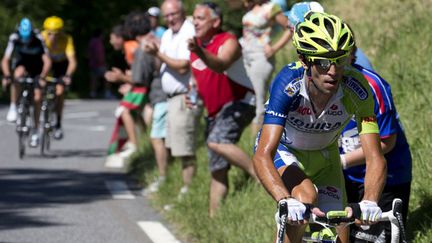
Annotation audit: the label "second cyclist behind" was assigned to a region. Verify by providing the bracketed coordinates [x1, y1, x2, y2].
[41, 16, 77, 140]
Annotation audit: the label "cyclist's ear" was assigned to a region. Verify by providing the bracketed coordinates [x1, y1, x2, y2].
[298, 54, 309, 68]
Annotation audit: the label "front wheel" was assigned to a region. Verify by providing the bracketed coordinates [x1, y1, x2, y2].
[18, 132, 26, 159]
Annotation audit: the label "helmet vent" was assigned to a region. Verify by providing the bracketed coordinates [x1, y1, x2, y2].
[312, 37, 332, 51]
[300, 26, 315, 34]
[324, 19, 334, 38]
[299, 41, 316, 51]
[338, 33, 348, 49]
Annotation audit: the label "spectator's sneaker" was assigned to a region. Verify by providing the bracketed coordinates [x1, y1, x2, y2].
[142, 177, 166, 196]
[104, 153, 125, 168]
[29, 133, 39, 148]
[177, 186, 189, 201]
[6, 106, 17, 122]
[53, 127, 64, 140]
[119, 142, 137, 159]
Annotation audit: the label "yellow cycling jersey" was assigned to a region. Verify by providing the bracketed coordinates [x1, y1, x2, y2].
[41, 30, 75, 62]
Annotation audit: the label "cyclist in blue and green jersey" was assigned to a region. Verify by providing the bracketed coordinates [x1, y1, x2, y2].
[253, 12, 386, 243]
[1, 18, 51, 147]
[339, 47, 412, 242]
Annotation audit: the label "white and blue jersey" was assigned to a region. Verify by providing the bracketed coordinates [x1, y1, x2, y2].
[339, 64, 412, 186]
[264, 62, 378, 151]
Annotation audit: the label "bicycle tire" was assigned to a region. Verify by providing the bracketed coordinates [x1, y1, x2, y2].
[17, 94, 28, 159]
[18, 132, 25, 159]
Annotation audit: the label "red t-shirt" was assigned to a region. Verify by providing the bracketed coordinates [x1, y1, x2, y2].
[190, 32, 250, 117]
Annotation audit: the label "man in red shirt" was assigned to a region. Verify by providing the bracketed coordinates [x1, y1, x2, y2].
[188, 2, 257, 217]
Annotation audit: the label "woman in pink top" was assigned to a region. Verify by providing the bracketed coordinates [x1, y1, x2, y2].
[241, 0, 293, 134]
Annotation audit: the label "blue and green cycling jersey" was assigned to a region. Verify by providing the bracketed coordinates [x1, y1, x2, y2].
[339, 64, 412, 186]
[264, 62, 379, 151]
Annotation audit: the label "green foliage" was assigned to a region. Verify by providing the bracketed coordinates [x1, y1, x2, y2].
[129, 0, 432, 243]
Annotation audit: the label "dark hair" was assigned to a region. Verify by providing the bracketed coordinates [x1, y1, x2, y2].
[128, 14, 151, 38]
[123, 11, 151, 39]
[111, 25, 125, 38]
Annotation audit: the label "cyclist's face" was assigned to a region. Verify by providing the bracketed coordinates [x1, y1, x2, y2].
[46, 31, 59, 42]
[162, 1, 184, 32]
[306, 55, 346, 94]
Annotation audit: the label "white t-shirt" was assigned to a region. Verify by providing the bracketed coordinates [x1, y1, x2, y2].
[159, 19, 195, 96]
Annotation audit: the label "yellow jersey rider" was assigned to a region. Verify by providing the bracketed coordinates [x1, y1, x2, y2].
[41, 16, 77, 140]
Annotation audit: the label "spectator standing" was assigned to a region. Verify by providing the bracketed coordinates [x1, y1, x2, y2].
[105, 16, 152, 162]
[241, 0, 293, 134]
[188, 2, 257, 217]
[147, 7, 167, 40]
[87, 29, 111, 99]
[144, 0, 200, 198]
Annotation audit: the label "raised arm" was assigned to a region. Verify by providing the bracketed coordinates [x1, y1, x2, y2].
[266, 12, 293, 58]
[188, 37, 241, 73]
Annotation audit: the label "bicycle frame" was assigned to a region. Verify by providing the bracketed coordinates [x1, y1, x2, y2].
[15, 77, 35, 158]
[40, 77, 61, 155]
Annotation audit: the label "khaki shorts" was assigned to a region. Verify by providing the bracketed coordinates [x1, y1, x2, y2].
[165, 94, 201, 157]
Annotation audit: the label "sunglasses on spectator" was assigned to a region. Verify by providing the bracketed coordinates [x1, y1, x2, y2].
[307, 53, 350, 71]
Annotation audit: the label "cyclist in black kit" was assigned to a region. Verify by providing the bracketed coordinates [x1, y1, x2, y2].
[1, 18, 51, 147]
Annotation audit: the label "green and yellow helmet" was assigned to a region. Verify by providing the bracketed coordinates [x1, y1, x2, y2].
[293, 12, 354, 56]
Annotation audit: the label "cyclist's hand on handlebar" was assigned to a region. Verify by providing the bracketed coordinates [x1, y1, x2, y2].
[2, 77, 11, 90]
[276, 198, 310, 224]
[39, 77, 47, 87]
[62, 75, 72, 86]
[353, 200, 382, 224]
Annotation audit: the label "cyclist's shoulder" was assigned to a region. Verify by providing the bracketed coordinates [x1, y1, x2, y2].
[271, 62, 305, 92]
[341, 65, 372, 102]
[8, 32, 19, 42]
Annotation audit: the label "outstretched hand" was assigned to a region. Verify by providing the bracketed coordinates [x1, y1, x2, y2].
[143, 40, 159, 56]
[187, 37, 201, 54]
[105, 68, 123, 83]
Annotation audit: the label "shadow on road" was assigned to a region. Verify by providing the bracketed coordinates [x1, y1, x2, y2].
[0, 168, 130, 230]
[25, 148, 107, 159]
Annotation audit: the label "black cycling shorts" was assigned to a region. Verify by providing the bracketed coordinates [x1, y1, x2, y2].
[13, 56, 43, 78]
[52, 60, 68, 78]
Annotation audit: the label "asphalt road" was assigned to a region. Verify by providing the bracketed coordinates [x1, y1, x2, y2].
[0, 100, 180, 243]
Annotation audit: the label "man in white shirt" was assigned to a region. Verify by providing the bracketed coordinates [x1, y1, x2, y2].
[145, 0, 200, 198]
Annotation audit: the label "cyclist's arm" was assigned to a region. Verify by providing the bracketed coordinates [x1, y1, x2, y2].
[252, 66, 299, 202]
[40, 53, 51, 78]
[253, 124, 290, 201]
[343, 134, 396, 168]
[2, 34, 16, 77]
[65, 36, 77, 77]
[65, 54, 77, 77]
[1, 55, 11, 77]
[358, 132, 386, 202]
